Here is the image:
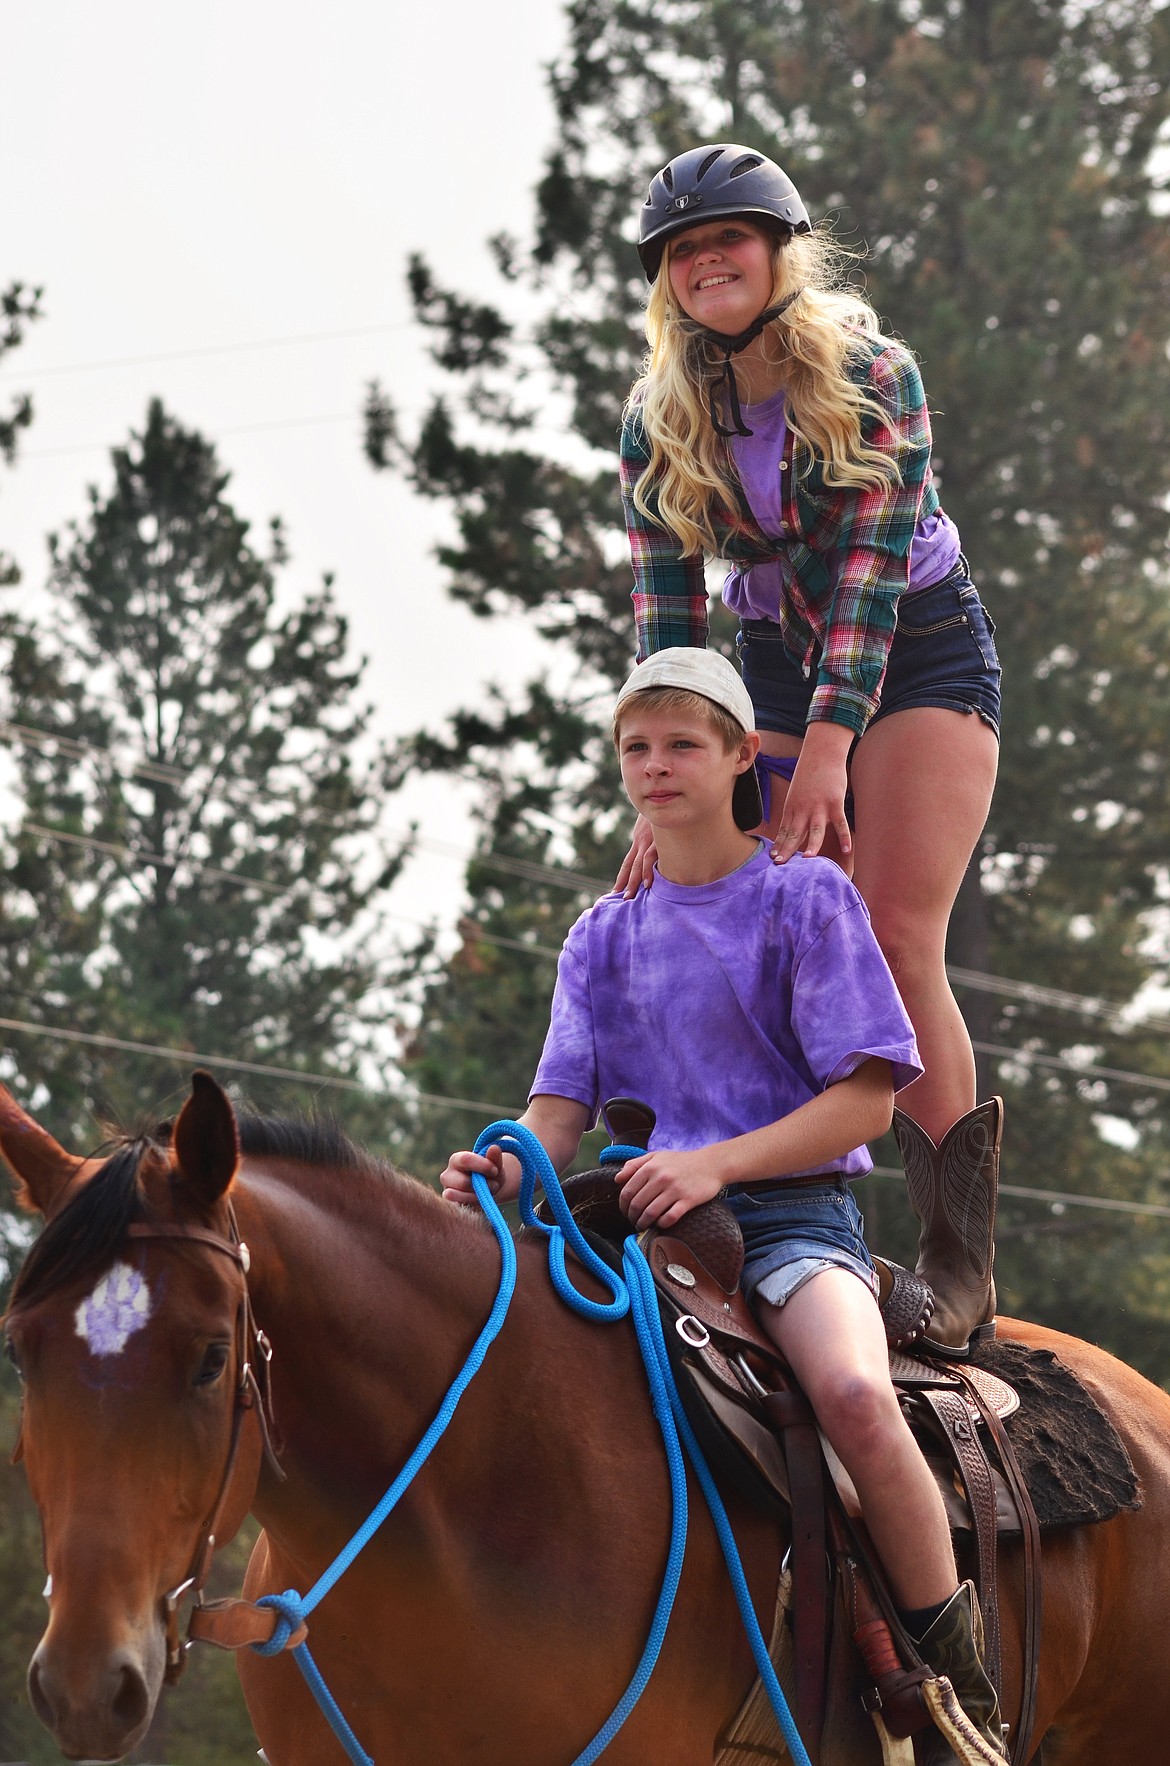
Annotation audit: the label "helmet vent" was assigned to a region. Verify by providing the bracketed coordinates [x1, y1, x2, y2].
[662, 165, 675, 192]
[729, 154, 764, 178]
[696, 149, 723, 182]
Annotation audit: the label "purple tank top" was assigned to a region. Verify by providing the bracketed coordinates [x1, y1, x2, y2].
[725, 389, 961, 624]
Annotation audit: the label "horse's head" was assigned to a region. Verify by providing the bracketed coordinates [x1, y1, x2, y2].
[2, 1070, 264, 1761]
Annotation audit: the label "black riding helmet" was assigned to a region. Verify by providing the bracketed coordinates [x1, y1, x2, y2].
[638, 143, 811, 283]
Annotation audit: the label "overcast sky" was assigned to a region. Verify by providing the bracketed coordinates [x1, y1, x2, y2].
[2, 0, 580, 953]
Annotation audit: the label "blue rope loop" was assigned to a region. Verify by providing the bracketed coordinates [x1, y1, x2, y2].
[598, 1143, 644, 1166]
[473, 1119, 629, 1321]
[253, 1589, 308, 1656]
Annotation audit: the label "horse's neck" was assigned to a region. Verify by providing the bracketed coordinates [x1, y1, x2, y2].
[234, 1160, 508, 1518]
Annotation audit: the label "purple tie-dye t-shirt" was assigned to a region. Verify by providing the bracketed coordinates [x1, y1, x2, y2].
[531, 844, 921, 1181]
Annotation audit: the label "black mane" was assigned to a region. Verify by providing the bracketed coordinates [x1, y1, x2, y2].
[235, 1113, 378, 1174]
[7, 1112, 381, 1315]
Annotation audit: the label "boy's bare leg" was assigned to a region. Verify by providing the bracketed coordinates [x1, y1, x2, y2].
[757, 1266, 957, 1609]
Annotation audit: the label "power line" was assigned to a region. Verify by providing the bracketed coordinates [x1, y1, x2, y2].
[23, 410, 363, 462]
[0, 1016, 519, 1119]
[6, 725, 1170, 1069]
[22, 814, 1170, 1081]
[972, 1039, 1170, 1095]
[1, 1008, 1166, 1218]
[0, 319, 415, 382]
[950, 966, 1170, 1035]
[15, 820, 563, 960]
[0, 717, 610, 893]
[868, 1165, 1170, 1220]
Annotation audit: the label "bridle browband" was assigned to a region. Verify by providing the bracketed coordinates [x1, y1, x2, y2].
[125, 1207, 284, 1682]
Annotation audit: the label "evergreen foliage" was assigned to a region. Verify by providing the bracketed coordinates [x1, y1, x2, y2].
[0, 398, 407, 1157]
[0, 281, 43, 584]
[0, 399, 415, 1759]
[372, 0, 1170, 1379]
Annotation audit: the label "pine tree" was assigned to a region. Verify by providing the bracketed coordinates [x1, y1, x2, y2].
[0, 399, 407, 1151]
[372, 0, 1170, 1377]
[1, 281, 43, 584]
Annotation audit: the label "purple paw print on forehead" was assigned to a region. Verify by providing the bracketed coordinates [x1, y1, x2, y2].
[74, 1261, 152, 1357]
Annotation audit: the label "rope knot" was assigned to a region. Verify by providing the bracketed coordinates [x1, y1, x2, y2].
[253, 1589, 308, 1655]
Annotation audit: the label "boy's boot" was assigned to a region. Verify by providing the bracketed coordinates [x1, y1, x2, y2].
[913, 1582, 1008, 1763]
[893, 1099, 1002, 1359]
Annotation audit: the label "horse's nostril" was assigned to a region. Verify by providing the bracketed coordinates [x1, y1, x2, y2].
[110, 1661, 150, 1732]
[28, 1656, 55, 1727]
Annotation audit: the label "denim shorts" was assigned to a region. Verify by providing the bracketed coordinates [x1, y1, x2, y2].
[736, 561, 1001, 741]
[724, 1178, 877, 1308]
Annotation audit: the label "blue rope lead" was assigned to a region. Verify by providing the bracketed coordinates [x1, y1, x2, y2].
[252, 1121, 809, 1766]
[249, 1162, 518, 1766]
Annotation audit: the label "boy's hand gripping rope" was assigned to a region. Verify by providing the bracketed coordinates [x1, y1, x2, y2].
[248, 1120, 810, 1766]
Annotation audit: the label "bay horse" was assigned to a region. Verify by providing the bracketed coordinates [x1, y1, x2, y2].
[3, 1070, 1170, 1765]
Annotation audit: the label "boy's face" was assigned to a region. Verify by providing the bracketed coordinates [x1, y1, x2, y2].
[617, 703, 753, 834]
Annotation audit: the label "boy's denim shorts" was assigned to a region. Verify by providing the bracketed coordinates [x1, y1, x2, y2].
[736, 560, 1001, 741]
[724, 1177, 877, 1309]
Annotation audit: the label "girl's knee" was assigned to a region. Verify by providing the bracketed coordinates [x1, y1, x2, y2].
[865, 917, 946, 994]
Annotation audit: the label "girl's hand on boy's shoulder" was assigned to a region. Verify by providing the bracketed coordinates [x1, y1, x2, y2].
[615, 1147, 725, 1230]
[440, 1144, 517, 1207]
[770, 723, 852, 866]
[615, 814, 658, 898]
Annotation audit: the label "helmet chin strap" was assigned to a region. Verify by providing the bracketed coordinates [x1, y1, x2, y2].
[701, 287, 804, 439]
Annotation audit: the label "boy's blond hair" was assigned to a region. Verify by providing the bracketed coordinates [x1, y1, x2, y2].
[612, 684, 746, 754]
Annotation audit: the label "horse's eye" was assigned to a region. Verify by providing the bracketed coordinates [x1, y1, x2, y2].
[195, 1343, 231, 1387]
[4, 1339, 23, 1382]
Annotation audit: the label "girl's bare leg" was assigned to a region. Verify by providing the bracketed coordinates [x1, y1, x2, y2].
[848, 708, 998, 1143]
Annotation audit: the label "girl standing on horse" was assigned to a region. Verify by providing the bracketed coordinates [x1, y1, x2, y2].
[618, 143, 1002, 1359]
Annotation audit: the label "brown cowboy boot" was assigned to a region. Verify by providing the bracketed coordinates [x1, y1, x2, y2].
[913, 1581, 1008, 1763]
[893, 1099, 1002, 1359]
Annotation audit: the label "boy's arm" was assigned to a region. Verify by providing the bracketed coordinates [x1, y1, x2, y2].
[440, 1093, 593, 1208]
[616, 1057, 893, 1230]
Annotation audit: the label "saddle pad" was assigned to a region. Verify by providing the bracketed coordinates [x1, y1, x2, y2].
[967, 1337, 1140, 1531]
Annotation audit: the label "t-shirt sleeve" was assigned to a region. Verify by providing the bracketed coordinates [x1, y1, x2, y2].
[788, 881, 922, 1095]
[529, 921, 601, 1120]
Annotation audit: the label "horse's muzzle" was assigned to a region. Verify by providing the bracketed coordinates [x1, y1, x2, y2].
[29, 1633, 161, 1761]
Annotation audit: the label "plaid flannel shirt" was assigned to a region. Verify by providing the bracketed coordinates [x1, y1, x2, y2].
[620, 335, 941, 736]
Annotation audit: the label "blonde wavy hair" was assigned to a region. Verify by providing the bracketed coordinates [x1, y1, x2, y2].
[627, 227, 901, 557]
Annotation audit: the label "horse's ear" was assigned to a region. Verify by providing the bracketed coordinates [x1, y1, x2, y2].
[172, 1071, 240, 1209]
[0, 1085, 84, 1217]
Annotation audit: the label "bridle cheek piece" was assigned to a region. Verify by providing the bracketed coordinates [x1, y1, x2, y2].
[125, 1207, 281, 1682]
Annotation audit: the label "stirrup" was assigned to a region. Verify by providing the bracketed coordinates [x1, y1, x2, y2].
[916, 1318, 997, 1364]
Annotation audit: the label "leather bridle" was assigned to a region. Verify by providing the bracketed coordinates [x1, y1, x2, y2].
[125, 1207, 282, 1683]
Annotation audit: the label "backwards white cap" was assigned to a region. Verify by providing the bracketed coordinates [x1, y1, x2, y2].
[615, 647, 763, 831]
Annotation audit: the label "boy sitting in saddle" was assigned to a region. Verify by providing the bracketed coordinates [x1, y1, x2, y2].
[441, 647, 1006, 1763]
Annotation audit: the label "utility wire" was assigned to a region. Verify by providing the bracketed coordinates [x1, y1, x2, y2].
[23, 411, 363, 462]
[14, 821, 564, 960]
[0, 1016, 518, 1119]
[971, 1040, 1170, 1095]
[868, 1165, 1170, 1220]
[0, 320, 415, 382]
[7, 728, 1170, 1078]
[950, 966, 1169, 1033]
[0, 1010, 1165, 1218]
